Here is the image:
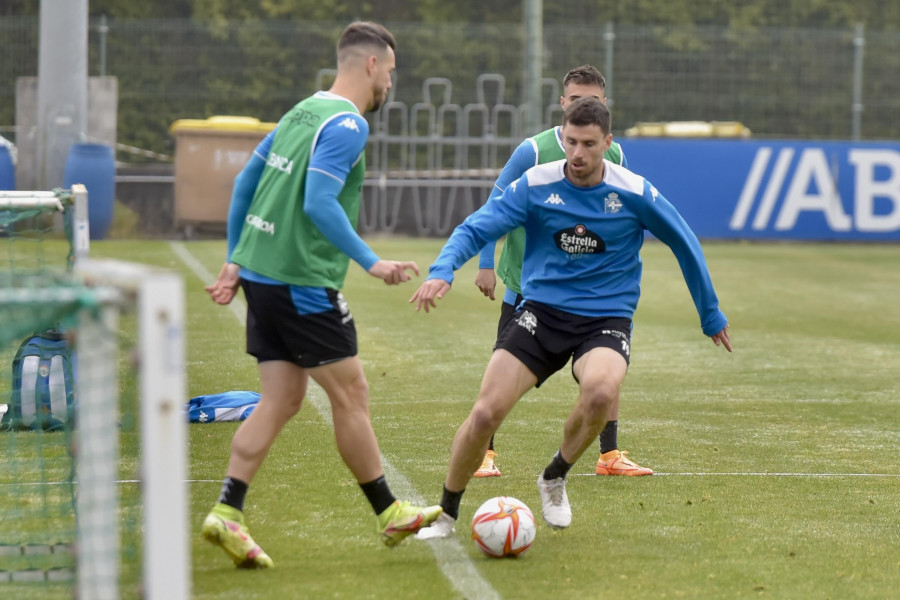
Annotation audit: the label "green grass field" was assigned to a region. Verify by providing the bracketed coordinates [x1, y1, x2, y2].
[14, 237, 900, 599]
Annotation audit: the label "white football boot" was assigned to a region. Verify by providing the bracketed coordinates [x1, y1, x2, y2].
[537, 474, 572, 529]
[414, 512, 456, 540]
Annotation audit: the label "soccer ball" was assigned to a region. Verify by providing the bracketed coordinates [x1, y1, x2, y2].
[471, 496, 536, 558]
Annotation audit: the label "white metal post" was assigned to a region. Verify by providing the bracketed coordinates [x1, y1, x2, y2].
[139, 271, 189, 600]
[76, 299, 120, 600]
[70, 183, 90, 264]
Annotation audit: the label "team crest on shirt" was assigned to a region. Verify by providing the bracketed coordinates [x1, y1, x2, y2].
[604, 192, 622, 213]
[555, 224, 606, 259]
[515, 310, 538, 335]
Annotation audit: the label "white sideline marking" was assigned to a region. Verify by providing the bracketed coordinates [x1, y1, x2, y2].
[171, 242, 501, 600]
[572, 472, 900, 478]
[7, 471, 899, 488]
[638, 472, 900, 477]
[9, 471, 898, 488]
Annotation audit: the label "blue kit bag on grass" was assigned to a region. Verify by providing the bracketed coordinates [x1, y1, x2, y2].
[186, 391, 260, 423]
[1, 330, 76, 431]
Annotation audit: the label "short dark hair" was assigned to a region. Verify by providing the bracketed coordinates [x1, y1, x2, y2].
[337, 21, 396, 55]
[563, 65, 606, 90]
[562, 97, 611, 135]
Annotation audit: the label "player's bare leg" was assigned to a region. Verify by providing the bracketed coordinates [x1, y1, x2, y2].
[204, 360, 307, 568]
[560, 347, 627, 462]
[311, 356, 441, 546]
[594, 367, 653, 476]
[445, 350, 537, 492]
[418, 350, 535, 540]
[309, 356, 384, 482]
[538, 348, 627, 529]
[226, 361, 307, 482]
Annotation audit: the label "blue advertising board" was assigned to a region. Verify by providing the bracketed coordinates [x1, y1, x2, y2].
[621, 139, 900, 241]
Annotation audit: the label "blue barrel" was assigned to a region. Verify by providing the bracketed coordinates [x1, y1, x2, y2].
[64, 143, 115, 240]
[0, 145, 14, 190]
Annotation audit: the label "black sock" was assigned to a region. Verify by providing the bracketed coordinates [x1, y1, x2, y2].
[599, 420, 618, 454]
[440, 484, 465, 520]
[360, 475, 397, 515]
[218, 476, 249, 511]
[542, 450, 573, 481]
[488, 434, 495, 452]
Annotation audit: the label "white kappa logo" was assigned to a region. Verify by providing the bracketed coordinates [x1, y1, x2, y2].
[544, 193, 565, 205]
[338, 117, 360, 132]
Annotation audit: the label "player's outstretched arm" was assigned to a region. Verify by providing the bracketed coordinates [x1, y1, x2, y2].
[474, 268, 497, 300]
[710, 324, 732, 352]
[368, 260, 420, 285]
[205, 262, 241, 305]
[409, 279, 452, 313]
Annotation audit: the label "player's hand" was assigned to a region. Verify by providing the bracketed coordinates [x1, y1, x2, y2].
[205, 262, 241, 305]
[474, 268, 496, 300]
[368, 259, 420, 285]
[409, 279, 451, 313]
[710, 324, 732, 352]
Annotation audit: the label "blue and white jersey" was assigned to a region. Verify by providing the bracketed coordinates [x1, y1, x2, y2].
[428, 159, 727, 336]
[477, 128, 627, 270]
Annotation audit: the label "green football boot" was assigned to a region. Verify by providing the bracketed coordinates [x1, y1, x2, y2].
[376, 500, 443, 547]
[201, 503, 274, 569]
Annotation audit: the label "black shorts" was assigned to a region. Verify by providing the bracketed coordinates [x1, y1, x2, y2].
[496, 292, 524, 341]
[495, 300, 632, 387]
[241, 280, 357, 368]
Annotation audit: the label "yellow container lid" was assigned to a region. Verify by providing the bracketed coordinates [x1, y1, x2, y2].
[170, 115, 277, 134]
[625, 120, 751, 138]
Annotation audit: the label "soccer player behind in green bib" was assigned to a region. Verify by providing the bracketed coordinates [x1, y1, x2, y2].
[201, 21, 441, 568]
[471, 65, 652, 479]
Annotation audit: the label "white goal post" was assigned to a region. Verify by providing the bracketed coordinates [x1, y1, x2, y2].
[0, 184, 90, 265]
[74, 258, 190, 600]
[0, 188, 189, 599]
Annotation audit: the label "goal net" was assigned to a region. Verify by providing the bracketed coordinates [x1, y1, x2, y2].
[0, 186, 89, 281]
[0, 188, 188, 600]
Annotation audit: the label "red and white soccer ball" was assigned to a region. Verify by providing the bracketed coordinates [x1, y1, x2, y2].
[471, 496, 536, 558]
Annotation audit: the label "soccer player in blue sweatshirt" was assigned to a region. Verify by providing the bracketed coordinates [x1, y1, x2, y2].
[471, 65, 651, 479]
[412, 97, 732, 536]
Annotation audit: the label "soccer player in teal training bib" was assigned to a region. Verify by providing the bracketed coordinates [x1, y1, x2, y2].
[471, 65, 652, 479]
[201, 22, 441, 569]
[412, 97, 732, 538]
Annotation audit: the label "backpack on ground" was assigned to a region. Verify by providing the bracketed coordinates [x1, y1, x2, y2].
[1, 330, 76, 432]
